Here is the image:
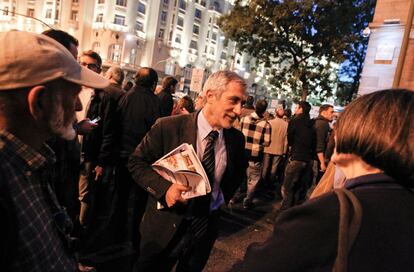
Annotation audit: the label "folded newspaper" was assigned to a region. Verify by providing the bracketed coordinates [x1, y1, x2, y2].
[152, 143, 211, 206]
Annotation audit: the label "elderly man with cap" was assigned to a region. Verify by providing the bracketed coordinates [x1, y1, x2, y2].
[0, 30, 108, 271]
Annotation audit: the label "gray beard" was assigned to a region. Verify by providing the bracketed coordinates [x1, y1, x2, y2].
[48, 103, 76, 140]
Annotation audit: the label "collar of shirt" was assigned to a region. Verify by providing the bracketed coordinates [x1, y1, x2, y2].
[198, 109, 223, 142]
[197, 110, 227, 210]
[344, 173, 396, 190]
[0, 130, 56, 172]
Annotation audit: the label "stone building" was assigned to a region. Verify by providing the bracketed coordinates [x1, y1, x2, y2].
[359, 0, 414, 95]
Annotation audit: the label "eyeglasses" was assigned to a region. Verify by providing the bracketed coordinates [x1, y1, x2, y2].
[79, 61, 100, 70]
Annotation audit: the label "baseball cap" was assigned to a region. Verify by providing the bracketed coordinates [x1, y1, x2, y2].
[0, 30, 109, 91]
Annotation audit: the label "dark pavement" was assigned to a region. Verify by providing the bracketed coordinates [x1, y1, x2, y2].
[205, 195, 280, 271]
[77, 191, 281, 272]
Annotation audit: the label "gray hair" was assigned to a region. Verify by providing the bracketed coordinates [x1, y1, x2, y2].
[105, 66, 125, 85]
[200, 71, 246, 101]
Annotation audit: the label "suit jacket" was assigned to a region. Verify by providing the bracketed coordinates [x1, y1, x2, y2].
[128, 111, 247, 256]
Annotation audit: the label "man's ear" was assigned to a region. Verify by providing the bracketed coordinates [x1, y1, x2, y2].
[27, 86, 48, 121]
[205, 89, 216, 104]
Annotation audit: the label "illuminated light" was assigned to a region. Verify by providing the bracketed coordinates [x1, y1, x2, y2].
[170, 48, 179, 58]
[362, 27, 371, 38]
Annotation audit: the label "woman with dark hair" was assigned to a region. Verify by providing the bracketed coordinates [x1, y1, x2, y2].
[233, 89, 414, 271]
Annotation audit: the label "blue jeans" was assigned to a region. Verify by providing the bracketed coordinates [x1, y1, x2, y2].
[245, 161, 262, 200]
[261, 153, 283, 191]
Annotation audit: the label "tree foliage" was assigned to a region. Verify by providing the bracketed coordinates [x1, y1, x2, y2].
[219, 0, 370, 101]
[337, 0, 376, 105]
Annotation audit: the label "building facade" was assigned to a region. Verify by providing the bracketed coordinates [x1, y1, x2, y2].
[0, 0, 262, 93]
[359, 0, 414, 95]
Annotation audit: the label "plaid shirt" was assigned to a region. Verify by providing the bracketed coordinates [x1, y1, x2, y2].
[0, 131, 77, 272]
[239, 112, 271, 161]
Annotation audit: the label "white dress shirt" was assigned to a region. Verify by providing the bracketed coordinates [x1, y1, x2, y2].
[197, 110, 227, 211]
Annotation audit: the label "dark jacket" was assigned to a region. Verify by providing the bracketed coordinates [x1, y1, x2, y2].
[128, 111, 247, 257]
[234, 173, 414, 271]
[118, 85, 160, 159]
[81, 86, 123, 165]
[314, 115, 331, 155]
[157, 90, 173, 117]
[287, 113, 315, 162]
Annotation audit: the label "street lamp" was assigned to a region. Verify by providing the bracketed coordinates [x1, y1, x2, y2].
[121, 33, 138, 66]
[154, 47, 181, 74]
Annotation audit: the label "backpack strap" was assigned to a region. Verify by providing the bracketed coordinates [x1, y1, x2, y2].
[332, 188, 363, 272]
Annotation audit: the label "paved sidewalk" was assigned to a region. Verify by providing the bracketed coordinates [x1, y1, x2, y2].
[205, 196, 281, 271]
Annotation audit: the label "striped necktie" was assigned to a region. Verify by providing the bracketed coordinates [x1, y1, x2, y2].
[202, 130, 219, 188]
[187, 130, 219, 239]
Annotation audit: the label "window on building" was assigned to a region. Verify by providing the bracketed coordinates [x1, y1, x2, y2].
[109, 44, 121, 62]
[211, 32, 217, 42]
[163, 0, 169, 4]
[212, 1, 221, 12]
[3, 7, 8, 15]
[138, 3, 146, 14]
[46, 8, 53, 20]
[71, 10, 78, 21]
[193, 25, 199, 35]
[135, 21, 144, 31]
[27, 8, 35, 17]
[114, 14, 125, 25]
[116, 0, 127, 7]
[130, 48, 137, 65]
[158, 29, 165, 39]
[190, 40, 197, 50]
[194, 8, 202, 20]
[179, 0, 186, 10]
[55, 9, 59, 20]
[92, 42, 101, 54]
[177, 16, 184, 27]
[209, 47, 215, 55]
[199, 0, 206, 6]
[161, 11, 167, 23]
[175, 34, 181, 44]
[221, 52, 227, 59]
[97, 0, 105, 4]
[72, 0, 78, 3]
[204, 46, 208, 53]
[96, 13, 103, 22]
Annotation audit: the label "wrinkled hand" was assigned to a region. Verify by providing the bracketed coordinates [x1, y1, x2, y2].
[94, 166, 103, 181]
[165, 183, 190, 208]
[77, 119, 98, 135]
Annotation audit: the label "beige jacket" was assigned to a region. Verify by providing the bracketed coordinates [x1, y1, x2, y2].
[264, 117, 288, 155]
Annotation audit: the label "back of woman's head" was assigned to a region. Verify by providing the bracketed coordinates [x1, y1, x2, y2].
[336, 89, 414, 184]
[178, 96, 194, 113]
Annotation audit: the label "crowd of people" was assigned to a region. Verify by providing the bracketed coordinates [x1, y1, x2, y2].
[0, 29, 413, 272]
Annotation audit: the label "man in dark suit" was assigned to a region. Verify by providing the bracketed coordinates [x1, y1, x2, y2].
[128, 71, 248, 271]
